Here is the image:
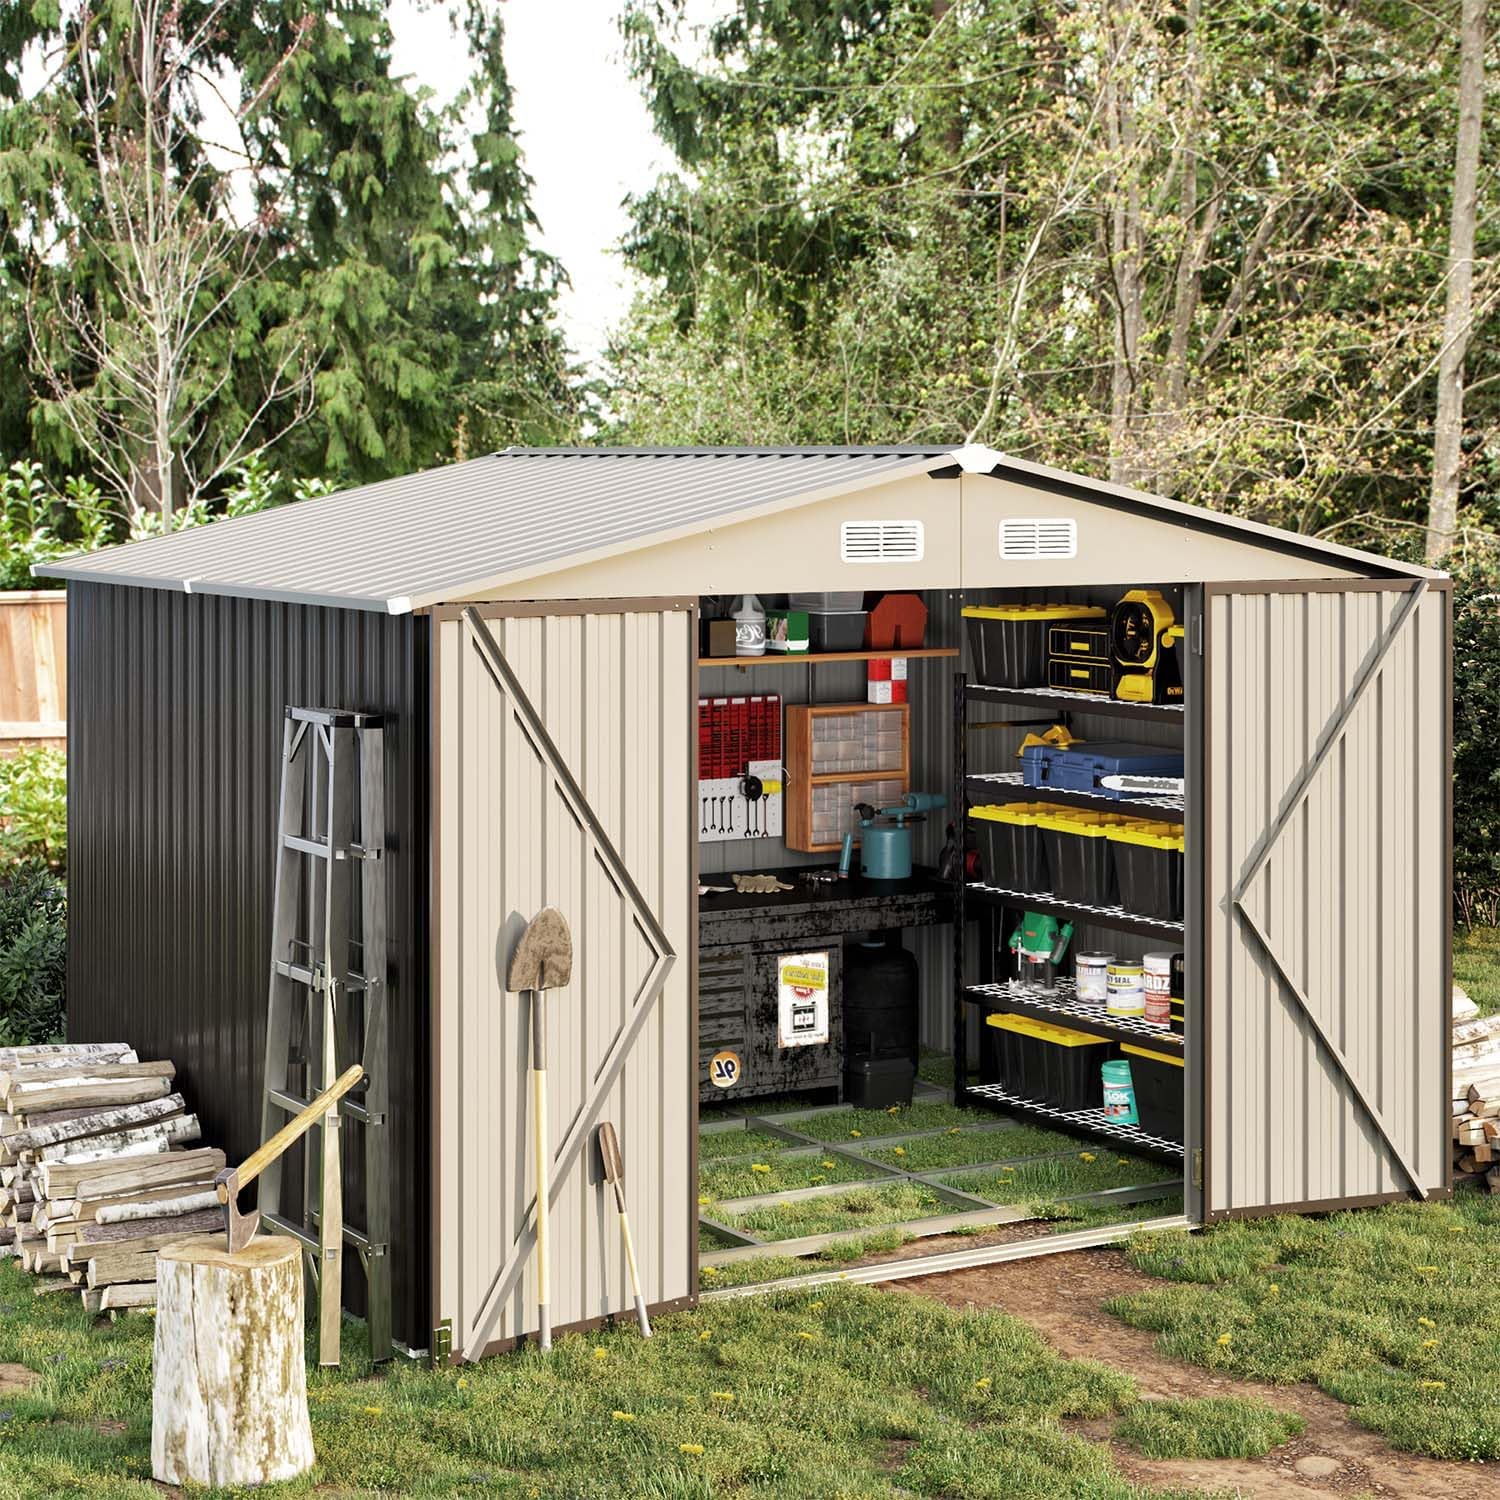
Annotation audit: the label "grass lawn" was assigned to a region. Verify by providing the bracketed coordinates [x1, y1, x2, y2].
[865, 1121, 1080, 1170]
[1455, 924, 1500, 1016]
[697, 1128, 799, 1163]
[713, 1181, 950, 1241]
[699, 1150, 877, 1203]
[783, 1100, 998, 1143]
[1113, 1188, 1500, 1460]
[0, 1260, 1240, 1499]
[946, 1151, 1181, 1205]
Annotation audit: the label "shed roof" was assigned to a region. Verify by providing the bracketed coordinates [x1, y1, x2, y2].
[35, 444, 1435, 611]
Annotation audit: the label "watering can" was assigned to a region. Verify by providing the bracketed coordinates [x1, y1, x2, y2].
[853, 792, 947, 880]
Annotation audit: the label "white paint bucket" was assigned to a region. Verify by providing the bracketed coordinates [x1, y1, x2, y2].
[1143, 951, 1174, 1029]
[1075, 952, 1113, 1007]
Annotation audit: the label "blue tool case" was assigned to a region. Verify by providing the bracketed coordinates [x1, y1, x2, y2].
[1020, 740, 1184, 797]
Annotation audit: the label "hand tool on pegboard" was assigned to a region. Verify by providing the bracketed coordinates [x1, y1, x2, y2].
[697, 694, 783, 842]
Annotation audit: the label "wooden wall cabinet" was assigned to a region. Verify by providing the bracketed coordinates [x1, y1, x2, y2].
[784, 702, 910, 852]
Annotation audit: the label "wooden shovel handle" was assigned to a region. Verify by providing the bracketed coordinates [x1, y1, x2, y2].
[221, 1064, 364, 1201]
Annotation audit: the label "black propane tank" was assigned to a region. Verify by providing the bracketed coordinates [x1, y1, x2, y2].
[842, 934, 919, 1109]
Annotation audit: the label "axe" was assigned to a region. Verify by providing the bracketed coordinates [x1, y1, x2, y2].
[215, 1064, 365, 1254]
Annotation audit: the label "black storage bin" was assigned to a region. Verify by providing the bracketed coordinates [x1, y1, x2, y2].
[808, 611, 868, 651]
[1037, 818, 1116, 906]
[969, 807, 1049, 892]
[963, 606, 1105, 689]
[986, 1014, 1110, 1110]
[1107, 827, 1185, 921]
[845, 1056, 916, 1109]
[1122, 1044, 1184, 1142]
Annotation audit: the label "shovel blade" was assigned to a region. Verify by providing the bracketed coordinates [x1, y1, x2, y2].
[507, 907, 573, 993]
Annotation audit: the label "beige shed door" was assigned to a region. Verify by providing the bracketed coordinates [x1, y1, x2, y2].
[1204, 582, 1448, 1216]
[433, 605, 694, 1359]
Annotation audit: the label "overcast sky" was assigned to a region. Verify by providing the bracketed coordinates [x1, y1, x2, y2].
[389, 0, 731, 371]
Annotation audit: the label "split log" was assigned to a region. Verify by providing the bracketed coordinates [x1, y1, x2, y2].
[37, 1126, 176, 1166]
[0, 1043, 133, 1067]
[152, 1237, 315, 1488]
[93, 1191, 218, 1226]
[73, 1209, 223, 1248]
[81, 1288, 103, 1315]
[50, 1146, 224, 1202]
[63, 1180, 217, 1222]
[5, 1076, 172, 1115]
[0, 1095, 185, 1156]
[32, 1275, 75, 1294]
[0, 1058, 160, 1092]
[101, 1282, 156, 1310]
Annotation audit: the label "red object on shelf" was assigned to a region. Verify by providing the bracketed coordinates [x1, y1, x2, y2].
[865, 593, 928, 650]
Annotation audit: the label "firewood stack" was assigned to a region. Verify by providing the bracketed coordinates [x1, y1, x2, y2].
[0, 1042, 226, 1312]
[1451, 987, 1500, 1193]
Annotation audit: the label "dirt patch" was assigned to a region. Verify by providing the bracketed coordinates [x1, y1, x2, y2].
[0, 1363, 38, 1396]
[898, 1249, 1494, 1499]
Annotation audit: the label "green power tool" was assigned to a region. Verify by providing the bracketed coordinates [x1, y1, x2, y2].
[1008, 911, 1074, 994]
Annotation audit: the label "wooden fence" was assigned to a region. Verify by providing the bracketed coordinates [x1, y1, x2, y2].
[0, 591, 66, 754]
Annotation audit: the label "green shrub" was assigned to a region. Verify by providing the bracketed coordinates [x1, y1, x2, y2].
[0, 862, 66, 1045]
[0, 747, 66, 868]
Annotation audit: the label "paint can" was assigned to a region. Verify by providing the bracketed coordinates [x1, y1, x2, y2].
[1101, 1059, 1138, 1123]
[1143, 952, 1174, 1029]
[1105, 961, 1144, 1018]
[1075, 951, 1113, 1007]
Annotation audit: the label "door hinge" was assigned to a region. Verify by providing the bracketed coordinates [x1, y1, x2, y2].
[1191, 1148, 1204, 1190]
[430, 1318, 453, 1368]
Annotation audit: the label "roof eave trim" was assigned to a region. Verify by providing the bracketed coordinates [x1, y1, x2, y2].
[33, 560, 396, 613]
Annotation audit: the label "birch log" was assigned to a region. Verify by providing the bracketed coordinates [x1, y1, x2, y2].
[152, 1237, 315, 1487]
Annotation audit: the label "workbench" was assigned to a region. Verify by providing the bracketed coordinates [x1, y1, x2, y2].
[697, 868, 950, 1102]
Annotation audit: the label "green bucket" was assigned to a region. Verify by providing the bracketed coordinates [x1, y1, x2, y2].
[1101, 1059, 1137, 1125]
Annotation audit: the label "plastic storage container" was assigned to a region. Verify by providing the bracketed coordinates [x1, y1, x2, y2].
[1020, 740, 1185, 798]
[808, 611, 869, 652]
[791, 592, 864, 613]
[985, 1013, 1111, 1110]
[1107, 822, 1185, 920]
[1121, 1043, 1184, 1142]
[843, 936, 918, 1108]
[1035, 811, 1121, 906]
[1101, 1058, 1138, 1124]
[963, 604, 1107, 688]
[845, 1056, 916, 1109]
[969, 803, 1051, 892]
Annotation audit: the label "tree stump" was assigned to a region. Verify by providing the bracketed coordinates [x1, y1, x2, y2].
[151, 1236, 315, 1487]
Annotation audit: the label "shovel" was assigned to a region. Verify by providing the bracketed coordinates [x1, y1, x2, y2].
[598, 1121, 651, 1338]
[506, 907, 573, 1351]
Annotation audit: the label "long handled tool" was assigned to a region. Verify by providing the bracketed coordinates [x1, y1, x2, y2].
[506, 907, 573, 1352]
[597, 1121, 651, 1338]
[215, 1064, 365, 1254]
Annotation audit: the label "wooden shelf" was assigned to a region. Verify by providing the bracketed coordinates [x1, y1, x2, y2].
[811, 769, 906, 786]
[699, 648, 959, 669]
[966, 881, 1185, 941]
[965, 682, 1184, 725]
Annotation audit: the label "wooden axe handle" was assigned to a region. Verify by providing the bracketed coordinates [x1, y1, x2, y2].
[219, 1064, 364, 1202]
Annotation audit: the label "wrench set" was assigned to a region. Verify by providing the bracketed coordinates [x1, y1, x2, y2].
[698, 694, 783, 843]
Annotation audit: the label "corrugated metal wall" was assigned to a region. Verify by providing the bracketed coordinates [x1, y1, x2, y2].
[433, 605, 694, 1360]
[66, 581, 431, 1344]
[1204, 583, 1449, 1213]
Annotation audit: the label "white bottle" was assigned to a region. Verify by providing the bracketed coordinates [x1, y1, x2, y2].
[733, 595, 766, 656]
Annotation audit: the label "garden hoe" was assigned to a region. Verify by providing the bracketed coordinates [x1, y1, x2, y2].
[597, 1121, 651, 1338]
[506, 906, 573, 1352]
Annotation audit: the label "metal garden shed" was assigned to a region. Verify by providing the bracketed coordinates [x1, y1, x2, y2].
[37, 444, 1451, 1361]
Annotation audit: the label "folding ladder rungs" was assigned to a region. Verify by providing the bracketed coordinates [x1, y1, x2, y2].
[271, 957, 378, 992]
[282, 832, 383, 862]
[266, 1085, 384, 1128]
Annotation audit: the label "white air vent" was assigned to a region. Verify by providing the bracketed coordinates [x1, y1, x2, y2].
[999, 517, 1077, 560]
[840, 520, 924, 564]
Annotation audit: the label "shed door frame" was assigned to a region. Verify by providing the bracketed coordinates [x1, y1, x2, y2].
[428, 597, 699, 1360]
[1200, 577, 1452, 1220]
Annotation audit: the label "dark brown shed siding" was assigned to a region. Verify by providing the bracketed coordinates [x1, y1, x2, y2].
[66, 581, 430, 1348]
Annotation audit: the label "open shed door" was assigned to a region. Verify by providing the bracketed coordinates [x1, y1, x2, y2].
[1203, 581, 1449, 1217]
[432, 603, 695, 1360]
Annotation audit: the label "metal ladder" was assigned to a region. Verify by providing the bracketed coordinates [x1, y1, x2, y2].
[259, 706, 391, 1366]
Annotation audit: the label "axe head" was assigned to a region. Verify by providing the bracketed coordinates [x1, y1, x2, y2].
[214, 1166, 261, 1254]
[507, 907, 573, 993]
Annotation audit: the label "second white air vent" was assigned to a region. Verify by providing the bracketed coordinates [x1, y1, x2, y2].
[999, 517, 1077, 560]
[840, 520, 925, 564]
